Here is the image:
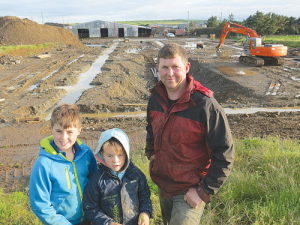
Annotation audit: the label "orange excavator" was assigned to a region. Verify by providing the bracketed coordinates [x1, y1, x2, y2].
[216, 22, 288, 66]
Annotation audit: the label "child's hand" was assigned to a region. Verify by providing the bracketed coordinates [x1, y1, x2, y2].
[111, 222, 122, 225]
[138, 212, 150, 225]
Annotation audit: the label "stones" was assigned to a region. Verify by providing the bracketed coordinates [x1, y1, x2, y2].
[0, 55, 22, 67]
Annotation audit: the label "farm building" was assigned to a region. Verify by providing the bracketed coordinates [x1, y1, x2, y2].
[68, 20, 152, 38]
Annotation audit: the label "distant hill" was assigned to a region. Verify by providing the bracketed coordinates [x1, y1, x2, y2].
[116, 19, 206, 26]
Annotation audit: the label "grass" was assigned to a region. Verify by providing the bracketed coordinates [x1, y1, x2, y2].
[117, 19, 205, 26]
[0, 189, 41, 224]
[201, 137, 300, 224]
[238, 36, 300, 48]
[0, 43, 57, 57]
[1, 136, 299, 224]
[262, 36, 300, 48]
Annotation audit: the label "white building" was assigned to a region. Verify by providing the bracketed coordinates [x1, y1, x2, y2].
[68, 20, 152, 38]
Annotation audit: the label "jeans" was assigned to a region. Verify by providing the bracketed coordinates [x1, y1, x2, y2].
[158, 188, 206, 225]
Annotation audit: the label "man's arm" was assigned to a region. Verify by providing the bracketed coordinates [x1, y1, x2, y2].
[145, 102, 155, 160]
[198, 101, 235, 203]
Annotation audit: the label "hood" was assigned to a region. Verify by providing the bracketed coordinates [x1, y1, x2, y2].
[39, 135, 83, 161]
[95, 128, 130, 171]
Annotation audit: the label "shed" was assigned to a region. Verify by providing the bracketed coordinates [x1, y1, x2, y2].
[68, 20, 151, 38]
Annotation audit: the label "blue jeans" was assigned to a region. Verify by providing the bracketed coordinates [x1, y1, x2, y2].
[158, 188, 206, 225]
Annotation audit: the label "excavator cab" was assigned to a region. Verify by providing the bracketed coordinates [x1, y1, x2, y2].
[243, 37, 262, 55]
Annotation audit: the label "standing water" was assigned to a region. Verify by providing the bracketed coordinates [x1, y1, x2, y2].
[45, 42, 119, 120]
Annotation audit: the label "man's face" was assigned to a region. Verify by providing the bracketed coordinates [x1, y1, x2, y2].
[101, 145, 126, 172]
[52, 124, 81, 153]
[157, 55, 190, 94]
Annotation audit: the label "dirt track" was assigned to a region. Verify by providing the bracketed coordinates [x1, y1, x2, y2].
[1, 35, 300, 193]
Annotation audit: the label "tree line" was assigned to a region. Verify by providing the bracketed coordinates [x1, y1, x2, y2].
[205, 11, 300, 36]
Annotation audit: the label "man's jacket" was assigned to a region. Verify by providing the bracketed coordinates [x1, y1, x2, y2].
[29, 136, 98, 224]
[146, 73, 234, 203]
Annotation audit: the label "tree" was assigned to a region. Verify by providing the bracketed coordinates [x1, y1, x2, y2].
[228, 13, 234, 22]
[244, 11, 288, 36]
[206, 16, 219, 27]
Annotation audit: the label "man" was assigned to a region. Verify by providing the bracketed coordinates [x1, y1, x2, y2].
[145, 43, 234, 225]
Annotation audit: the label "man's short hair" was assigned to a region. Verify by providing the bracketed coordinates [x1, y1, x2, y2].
[50, 103, 81, 129]
[157, 43, 188, 65]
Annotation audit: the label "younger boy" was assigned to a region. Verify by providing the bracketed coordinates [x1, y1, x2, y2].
[29, 103, 98, 225]
[83, 128, 152, 225]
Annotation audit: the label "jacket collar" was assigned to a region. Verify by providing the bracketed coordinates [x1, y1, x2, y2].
[150, 73, 213, 105]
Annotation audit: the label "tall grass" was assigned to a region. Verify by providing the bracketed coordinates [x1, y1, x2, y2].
[0, 189, 41, 224]
[238, 36, 300, 48]
[201, 137, 300, 224]
[0, 43, 56, 57]
[1, 137, 299, 224]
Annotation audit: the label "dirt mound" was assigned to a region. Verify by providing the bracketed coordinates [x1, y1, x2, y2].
[0, 16, 84, 47]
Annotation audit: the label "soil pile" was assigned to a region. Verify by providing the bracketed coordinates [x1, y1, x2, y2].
[0, 16, 84, 47]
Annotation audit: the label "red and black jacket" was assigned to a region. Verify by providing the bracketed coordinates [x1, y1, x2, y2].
[146, 73, 234, 203]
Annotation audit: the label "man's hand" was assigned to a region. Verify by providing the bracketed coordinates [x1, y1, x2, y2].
[138, 212, 150, 225]
[149, 155, 155, 162]
[183, 187, 203, 209]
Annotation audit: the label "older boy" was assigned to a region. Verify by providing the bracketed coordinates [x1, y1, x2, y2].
[83, 128, 152, 225]
[29, 103, 97, 225]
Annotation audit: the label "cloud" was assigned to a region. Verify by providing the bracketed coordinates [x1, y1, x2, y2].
[1, 0, 299, 24]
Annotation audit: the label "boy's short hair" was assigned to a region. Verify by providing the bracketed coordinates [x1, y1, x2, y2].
[50, 103, 81, 129]
[101, 137, 125, 155]
[157, 43, 188, 65]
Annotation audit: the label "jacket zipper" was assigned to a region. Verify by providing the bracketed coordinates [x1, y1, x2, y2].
[59, 153, 84, 221]
[64, 167, 71, 189]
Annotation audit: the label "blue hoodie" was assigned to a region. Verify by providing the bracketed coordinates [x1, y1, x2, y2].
[29, 135, 97, 225]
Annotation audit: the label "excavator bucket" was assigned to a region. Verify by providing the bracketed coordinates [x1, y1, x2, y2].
[216, 50, 231, 58]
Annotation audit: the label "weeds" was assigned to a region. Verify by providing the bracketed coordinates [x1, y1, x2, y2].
[0, 43, 57, 57]
[1, 137, 299, 224]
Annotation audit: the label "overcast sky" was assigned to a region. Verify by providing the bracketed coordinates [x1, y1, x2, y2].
[1, 0, 299, 24]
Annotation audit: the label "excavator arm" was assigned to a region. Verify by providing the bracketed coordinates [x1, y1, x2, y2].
[216, 21, 260, 51]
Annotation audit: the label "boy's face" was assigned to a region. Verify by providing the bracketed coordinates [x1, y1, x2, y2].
[101, 145, 126, 172]
[52, 124, 81, 153]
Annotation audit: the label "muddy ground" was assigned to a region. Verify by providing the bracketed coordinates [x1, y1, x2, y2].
[0, 36, 300, 193]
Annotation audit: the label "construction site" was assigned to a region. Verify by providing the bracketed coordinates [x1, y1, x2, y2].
[0, 16, 300, 193]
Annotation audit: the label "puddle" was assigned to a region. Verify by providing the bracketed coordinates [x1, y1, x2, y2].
[27, 55, 85, 92]
[54, 106, 300, 120]
[291, 76, 300, 82]
[184, 42, 197, 49]
[127, 48, 140, 54]
[81, 111, 147, 118]
[224, 107, 300, 114]
[86, 44, 105, 47]
[217, 66, 257, 76]
[45, 42, 120, 120]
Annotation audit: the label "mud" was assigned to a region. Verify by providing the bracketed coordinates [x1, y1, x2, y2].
[1, 34, 300, 193]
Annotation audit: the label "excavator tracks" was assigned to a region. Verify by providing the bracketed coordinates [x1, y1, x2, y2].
[239, 56, 285, 66]
[263, 57, 285, 66]
[239, 56, 264, 67]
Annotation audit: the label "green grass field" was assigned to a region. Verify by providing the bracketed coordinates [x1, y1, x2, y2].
[1, 136, 299, 224]
[116, 19, 205, 26]
[238, 36, 300, 48]
[0, 43, 56, 57]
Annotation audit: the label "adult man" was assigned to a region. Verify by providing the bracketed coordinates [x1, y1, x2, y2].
[145, 43, 234, 225]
